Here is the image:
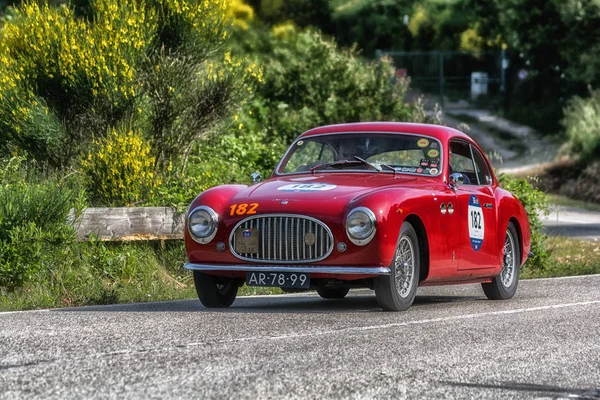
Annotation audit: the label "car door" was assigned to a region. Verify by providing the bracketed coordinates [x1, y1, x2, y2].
[449, 140, 500, 270]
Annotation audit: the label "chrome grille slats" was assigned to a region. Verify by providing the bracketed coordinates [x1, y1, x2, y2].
[229, 214, 334, 263]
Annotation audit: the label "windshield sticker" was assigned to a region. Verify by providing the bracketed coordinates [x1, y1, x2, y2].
[417, 138, 430, 148]
[297, 140, 304, 146]
[427, 149, 440, 158]
[429, 168, 439, 175]
[430, 142, 439, 149]
[277, 183, 337, 192]
[468, 195, 485, 251]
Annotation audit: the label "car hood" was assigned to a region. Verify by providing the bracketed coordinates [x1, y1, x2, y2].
[227, 173, 425, 216]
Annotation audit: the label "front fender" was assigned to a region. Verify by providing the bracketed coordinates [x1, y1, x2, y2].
[496, 188, 531, 267]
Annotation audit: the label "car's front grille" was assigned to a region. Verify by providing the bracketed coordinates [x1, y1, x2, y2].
[229, 214, 334, 263]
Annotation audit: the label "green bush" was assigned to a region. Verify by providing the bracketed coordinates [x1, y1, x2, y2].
[0, 239, 194, 311]
[232, 26, 421, 145]
[0, 0, 258, 207]
[498, 173, 550, 272]
[0, 157, 85, 290]
[562, 89, 600, 162]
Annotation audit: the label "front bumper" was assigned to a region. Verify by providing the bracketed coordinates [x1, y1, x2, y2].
[184, 263, 390, 275]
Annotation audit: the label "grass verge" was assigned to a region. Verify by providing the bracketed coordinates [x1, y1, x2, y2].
[522, 236, 600, 279]
[1, 236, 597, 311]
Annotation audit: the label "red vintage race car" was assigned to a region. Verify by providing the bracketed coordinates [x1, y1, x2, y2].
[184, 122, 531, 311]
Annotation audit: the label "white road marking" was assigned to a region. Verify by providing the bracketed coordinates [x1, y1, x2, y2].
[2, 299, 599, 367]
[193, 299, 600, 345]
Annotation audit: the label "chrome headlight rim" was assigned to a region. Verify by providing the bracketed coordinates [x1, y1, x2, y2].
[345, 206, 377, 246]
[187, 206, 219, 244]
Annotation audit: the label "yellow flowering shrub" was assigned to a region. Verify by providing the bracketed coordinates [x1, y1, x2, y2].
[0, 0, 259, 205]
[228, 0, 255, 30]
[81, 127, 160, 206]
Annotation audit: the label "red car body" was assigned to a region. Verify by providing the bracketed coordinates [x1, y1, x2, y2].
[185, 122, 531, 310]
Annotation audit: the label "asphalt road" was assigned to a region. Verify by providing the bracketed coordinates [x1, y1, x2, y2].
[1, 275, 600, 399]
[541, 205, 600, 242]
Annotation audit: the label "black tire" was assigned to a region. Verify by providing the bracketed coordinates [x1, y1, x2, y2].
[482, 222, 520, 300]
[374, 222, 420, 311]
[193, 271, 238, 308]
[317, 286, 350, 299]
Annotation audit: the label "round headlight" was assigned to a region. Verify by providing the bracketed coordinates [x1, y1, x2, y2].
[345, 207, 376, 246]
[188, 206, 218, 244]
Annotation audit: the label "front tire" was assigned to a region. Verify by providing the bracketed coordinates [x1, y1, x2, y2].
[482, 222, 520, 300]
[193, 271, 238, 308]
[317, 286, 350, 299]
[374, 222, 420, 311]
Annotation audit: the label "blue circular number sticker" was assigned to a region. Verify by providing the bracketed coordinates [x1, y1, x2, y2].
[468, 195, 484, 251]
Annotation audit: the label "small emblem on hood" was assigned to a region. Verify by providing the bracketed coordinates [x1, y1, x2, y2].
[280, 200, 289, 205]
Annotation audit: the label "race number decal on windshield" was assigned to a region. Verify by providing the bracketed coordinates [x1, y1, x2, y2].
[468, 195, 484, 251]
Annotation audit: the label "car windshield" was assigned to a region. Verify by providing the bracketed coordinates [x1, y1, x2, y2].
[277, 133, 443, 176]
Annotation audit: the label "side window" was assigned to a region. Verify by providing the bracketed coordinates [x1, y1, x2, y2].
[449, 141, 476, 185]
[471, 147, 493, 186]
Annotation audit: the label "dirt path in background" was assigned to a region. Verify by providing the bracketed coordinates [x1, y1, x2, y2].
[407, 89, 561, 174]
[442, 109, 561, 174]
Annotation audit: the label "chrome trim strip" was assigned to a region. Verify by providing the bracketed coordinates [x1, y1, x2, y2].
[184, 263, 390, 275]
[228, 214, 335, 263]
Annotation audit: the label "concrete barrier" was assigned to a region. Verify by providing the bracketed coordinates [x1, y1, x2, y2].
[74, 207, 185, 241]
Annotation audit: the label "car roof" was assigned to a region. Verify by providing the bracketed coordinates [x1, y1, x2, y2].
[299, 122, 472, 143]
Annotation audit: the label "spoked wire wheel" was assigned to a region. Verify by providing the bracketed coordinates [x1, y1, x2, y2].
[395, 236, 416, 298]
[482, 221, 521, 300]
[375, 222, 420, 311]
[500, 228, 517, 288]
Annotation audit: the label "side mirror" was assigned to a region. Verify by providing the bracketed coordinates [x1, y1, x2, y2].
[251, 171, 262, 183]
[449, 172, 465, 191]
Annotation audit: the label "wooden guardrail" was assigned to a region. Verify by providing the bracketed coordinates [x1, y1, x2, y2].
[74, 208, 185, 241]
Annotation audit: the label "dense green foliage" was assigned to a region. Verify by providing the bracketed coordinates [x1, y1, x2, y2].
[233, 26, 423, 145]
[498, 174, 550, 272]
[562, 89, 600, 162]
[0, 0, 258, 205]
[250, 0, 599, 137]
[0, 157, 85, 289]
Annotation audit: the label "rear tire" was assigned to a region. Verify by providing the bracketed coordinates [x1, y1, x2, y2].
[193, 271, 238, 308]
[317, 286, 350, 299]
[374, 222, 420, 311]
[482, 222, 520, 300]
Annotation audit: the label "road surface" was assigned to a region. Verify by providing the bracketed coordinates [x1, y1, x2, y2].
[541, 205, 600, 242]
[1, 275, 599, 399]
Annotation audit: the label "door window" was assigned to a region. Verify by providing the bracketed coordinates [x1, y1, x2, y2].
[449, 141, 492, 186]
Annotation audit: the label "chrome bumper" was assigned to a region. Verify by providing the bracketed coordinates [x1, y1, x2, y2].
[184, 263, 390, 275]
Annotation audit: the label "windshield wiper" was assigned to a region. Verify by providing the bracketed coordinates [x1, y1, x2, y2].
[310, 157, 396, 174]
[355, 156, 397, 174]
[353, 156, 379, 171]
[310, 160, 364, 173]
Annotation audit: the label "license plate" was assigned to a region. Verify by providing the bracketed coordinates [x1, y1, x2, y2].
[235, 228, 259, 253]
[246, 272, 310, 289]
